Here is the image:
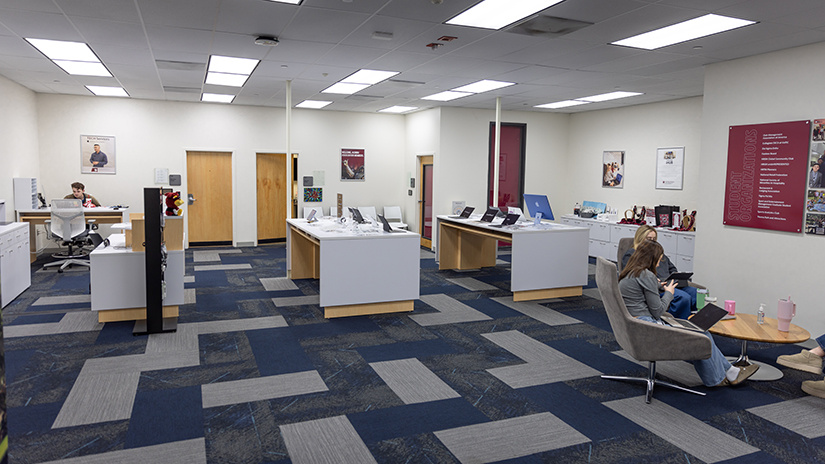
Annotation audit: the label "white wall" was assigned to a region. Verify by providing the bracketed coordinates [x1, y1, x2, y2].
[699, 41, 825, 337]
[35, 94, 407, 245]
[405, 108, 440, 231]
[566, 97, 703, 219]
[0, 75, 40, 222]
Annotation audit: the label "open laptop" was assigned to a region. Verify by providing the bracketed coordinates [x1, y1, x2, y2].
[448, 206, 474, 219]
[378, 214, 406, 233]
[665, 302, 729, 331]
[489, 213, 520, 228]
[349, 207, 366, 224]
[478, 207, 499, 223]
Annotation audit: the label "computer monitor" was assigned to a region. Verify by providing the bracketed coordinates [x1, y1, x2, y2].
[523, 194, 555, 221]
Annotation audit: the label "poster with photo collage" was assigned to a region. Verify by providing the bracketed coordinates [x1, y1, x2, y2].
[807, 119, 825, 234]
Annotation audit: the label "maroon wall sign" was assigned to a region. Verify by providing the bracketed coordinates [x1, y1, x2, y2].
[724, 120, 810, 233]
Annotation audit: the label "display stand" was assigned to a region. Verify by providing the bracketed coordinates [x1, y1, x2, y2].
[134, 187, 176, 335]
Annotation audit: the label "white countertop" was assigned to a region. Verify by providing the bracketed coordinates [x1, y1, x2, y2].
[18, 206, 128, 214]
[287, 218, 418, 240]
[437, 215, 587, 234]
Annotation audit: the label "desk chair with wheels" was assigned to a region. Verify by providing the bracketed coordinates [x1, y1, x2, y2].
[44, 199, 96, 272]
[595, 257, 712, 403]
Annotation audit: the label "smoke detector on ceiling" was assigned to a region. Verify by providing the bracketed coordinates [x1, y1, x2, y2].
[254, 36, 279, 46]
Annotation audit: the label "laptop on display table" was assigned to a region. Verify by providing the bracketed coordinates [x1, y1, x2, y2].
[478, 207, 499, 223]
[489, 213, 520, 228]
[349, 207, 366, 224]
[448, 206, 474, 219]
[378, 214, 406, 233]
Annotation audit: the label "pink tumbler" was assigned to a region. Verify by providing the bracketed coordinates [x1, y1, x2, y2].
[724, 300, 736, 315]
[777, 297, 796, 332]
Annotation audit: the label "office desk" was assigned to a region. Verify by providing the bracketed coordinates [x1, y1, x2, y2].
[286, 218, 419, 318]
[17, 207, 128, 261]
[436, 216, 589, 301]
[89, 233, 184, 323]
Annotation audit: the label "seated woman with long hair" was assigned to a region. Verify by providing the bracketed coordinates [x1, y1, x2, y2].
[621, 224, 695, 319]
[618, 240, 758, 387]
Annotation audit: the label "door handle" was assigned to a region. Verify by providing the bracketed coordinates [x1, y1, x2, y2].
[187, 194, 196, 205]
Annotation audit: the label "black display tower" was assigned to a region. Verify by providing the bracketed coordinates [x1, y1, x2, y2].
[134, 187, 176, 335]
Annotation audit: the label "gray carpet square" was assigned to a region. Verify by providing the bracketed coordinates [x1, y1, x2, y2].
[612, 350, 703, 387]
[748, 396, 825, 439]
[193, 251, 221, 262]
[184, 275, 196, 283]
[4, 322, 61, 338]
[260, 277, 299, 291]
[33, 294, 91, 306]
[145, 324, 198, 353]
[369, 358, 461, 404]
[605, 396, 759, 463]
[38, 438, 207, 464]
[410, 294, 492, 326]
[434, 412, 589, 464]
[202, 370, 328, 408]
[57, 311, 103, 333]
[491, 297, 581, 326]
[82, 350, 200, 376]
[184, 288, 196, 304]
[194, 263, 252, 271]
[272, 295, 320, 307]
[446, 277, 498, 292]
[193, 316, 288, 335]
[52, 369, 141, 428]
[280, 415, 377, 464]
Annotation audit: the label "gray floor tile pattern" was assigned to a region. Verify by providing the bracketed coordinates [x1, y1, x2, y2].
[184, 275, 195, 283]
[192, 315, 288, 335]
[52, 369, 141, 428]
[369, 358, 461, 404]
[5, 311, 103, 338]
[434, 412, 590, 464]
[280, 415, 378, 464]
[446, 277, 498, 292]
[184, 287, 196, 304]
[410, 294, 492, 326]
[420, 249, 435, 259]
[272, 295, 321, 307]
[482, 330, 601, 388]
[202, 371, 328, 408]
[4, 322, 61, 338]
[32, 294, 92, 305]
[82, 350, 200, 376]
[260, 277, 299, 291]
[747, 396, 825, 439]
[582, 287, 602, 301]
[194, 263, 252, 271]
[145, 323, 198, 353]
[38, 438, 207, 464]
[605, 396, 759, 463]
[612, 350, 703, 387]
[193, 249, 242, 262]
[491, 297, 581, 326]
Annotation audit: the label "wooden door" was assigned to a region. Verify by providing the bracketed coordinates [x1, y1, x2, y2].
[186, 151, 233, 245]
[257, 153, 287, 242]
[419, 155, 433, 249]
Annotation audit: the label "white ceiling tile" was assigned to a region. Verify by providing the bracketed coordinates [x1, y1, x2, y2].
[313, 44, 389, 68]
[57, 0, 141, 22]
[146, 25, 215, 54]
[0, 9, 82, 40]
[279, 7, 371, 44]
[214, 0, 296, 36]
[68, 18, 148, 48]
[138, 0, 222, 30]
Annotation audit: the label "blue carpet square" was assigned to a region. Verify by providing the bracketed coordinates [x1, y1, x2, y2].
[50, 274, 89, 290]
[660, 384, 780, 420]
[126, 385, 203, 448]
[420, 258, 439, 269]
[8, 313, 64, 325]
[564, 308, 613, 333]
[290, 317, 380, 340]
[196, 290, 271, 308]
[464, 298, 523, 319]
[546, 338, 638, 375]
[96, 321, 140, 345]
[247, 327, 315, 376]
[188, 271, 229, 287]
[5, 349, 36, 385]
[520, 382, 643, 441]
[349, 398, 489, 443]
[8, 402, 63, 435]
[26, 302, 89, 312]
[719, 451, 784, 464]
[420, 283, 468, 295]
[358, 339, 456, 363]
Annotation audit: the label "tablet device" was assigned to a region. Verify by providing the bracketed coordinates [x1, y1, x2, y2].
[448, 206, 474, 219]
[489, 213, 520, 228]
[306, 209, 318, 223]
[479, 207, 499, 223]
[349, 207, 366, 224]
[664, 272, 693, 288]
[686, 302, 730, 331]
[378, 214, 406, 233]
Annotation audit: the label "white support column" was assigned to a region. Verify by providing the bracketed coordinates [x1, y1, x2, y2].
[285, 80, 293, 218]
[493, 97, 502, 208]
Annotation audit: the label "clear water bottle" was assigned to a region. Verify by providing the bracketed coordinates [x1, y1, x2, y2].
[757, 303, 766, 325]
[574, 202, 581, 216]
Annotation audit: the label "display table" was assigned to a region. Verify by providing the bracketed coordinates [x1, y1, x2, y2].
[435, 216, 589, 301]
[286, 218, 419, 318]
[90, 231, 184, 323]
[0, 222, 30, 307]
[17, 207, 128, 262]
[709, 313, 810, 381]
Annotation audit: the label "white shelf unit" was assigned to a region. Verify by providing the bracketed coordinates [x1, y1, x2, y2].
[559, 215, 696, 271]
[1, 222, 31, 307]
[13, 177, 38, 211]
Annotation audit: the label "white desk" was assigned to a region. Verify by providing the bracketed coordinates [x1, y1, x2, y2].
[286, 218, 420, 318]
[17, 206, 129, 261]
[0, 222, 31, 307]
[436, 215, 589, 301]
[90, 233, 184, 322]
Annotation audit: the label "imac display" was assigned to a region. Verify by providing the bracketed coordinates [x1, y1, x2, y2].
[523, 194, 555, 221]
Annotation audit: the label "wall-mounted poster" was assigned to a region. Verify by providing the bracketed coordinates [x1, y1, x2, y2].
[806, 120, 825, 235]
[341, 148, 365, 181]
[81, 135, 116, 174]
[656, 147, 684, 190]
[304, 187, 322, 202]
[602, 150, 624, 188]
[724, 120, 810, 233]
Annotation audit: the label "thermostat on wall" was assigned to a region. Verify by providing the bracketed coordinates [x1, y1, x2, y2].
[169, 174, 181, 186]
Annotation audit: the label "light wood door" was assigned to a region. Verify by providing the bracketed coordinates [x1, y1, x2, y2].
[186, 151, 233, 244]
[257, 152, 287, 242]
[419, 155, 433, 249]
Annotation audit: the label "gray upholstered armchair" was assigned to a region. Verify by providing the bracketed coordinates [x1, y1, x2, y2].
[595, 257, 712, 403]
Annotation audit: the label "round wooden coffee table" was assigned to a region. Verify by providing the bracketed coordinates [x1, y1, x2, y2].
[709, 313, 810, 381]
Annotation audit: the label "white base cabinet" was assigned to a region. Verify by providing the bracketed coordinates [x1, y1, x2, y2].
[1, 223, 31, 307]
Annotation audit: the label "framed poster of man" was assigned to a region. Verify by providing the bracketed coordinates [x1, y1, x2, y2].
[81, 135, 116, 174]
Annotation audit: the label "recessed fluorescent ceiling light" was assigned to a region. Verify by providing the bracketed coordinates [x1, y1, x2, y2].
[265, 0, 302, 4]
[453, 79, 515, 93]
[422, 91, 473, 101]
[322, 82, 371, 94]
[53, 61, 111, 77]
[380, 106, 418, 113]
[446, 0, 564, 30]
[296, 100, 332, 109]
[201, 93, 235, 103]
[208, 55, 260, 74]
[342, 69, 399, 85]
[578, 91, 642, 102]
[535, 100, 590, 109]
[611, 14, 755, 50]
[26, 38, 112, 77]
[86, 85, 128, 97]
[205, 72, 250, 87]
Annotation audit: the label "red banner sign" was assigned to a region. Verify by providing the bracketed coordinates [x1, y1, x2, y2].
[724, 120, 810, 233]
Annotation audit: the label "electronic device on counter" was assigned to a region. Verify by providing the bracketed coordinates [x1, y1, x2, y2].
[523, 194, 555, 221]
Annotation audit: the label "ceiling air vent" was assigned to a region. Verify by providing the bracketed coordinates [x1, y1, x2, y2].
[162, 86, 201, 94]
[506, 15, 593, 38]
[156, 60, 205, 71]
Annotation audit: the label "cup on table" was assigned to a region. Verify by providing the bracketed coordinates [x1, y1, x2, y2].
[724, 300, 736, 315]
[696, 289, 708, 309]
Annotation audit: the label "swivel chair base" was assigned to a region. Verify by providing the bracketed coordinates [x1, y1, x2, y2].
[601, 361, 706, 404]
[44, 258, 91, 273]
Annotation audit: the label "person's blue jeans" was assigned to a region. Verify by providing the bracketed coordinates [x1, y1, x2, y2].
[636, 315, 732, 386]
[660, 287, 695, 319]
[817, 333, 825, 351]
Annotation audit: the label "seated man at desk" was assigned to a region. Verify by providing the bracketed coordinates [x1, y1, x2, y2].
[64, 182, 101, 208]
